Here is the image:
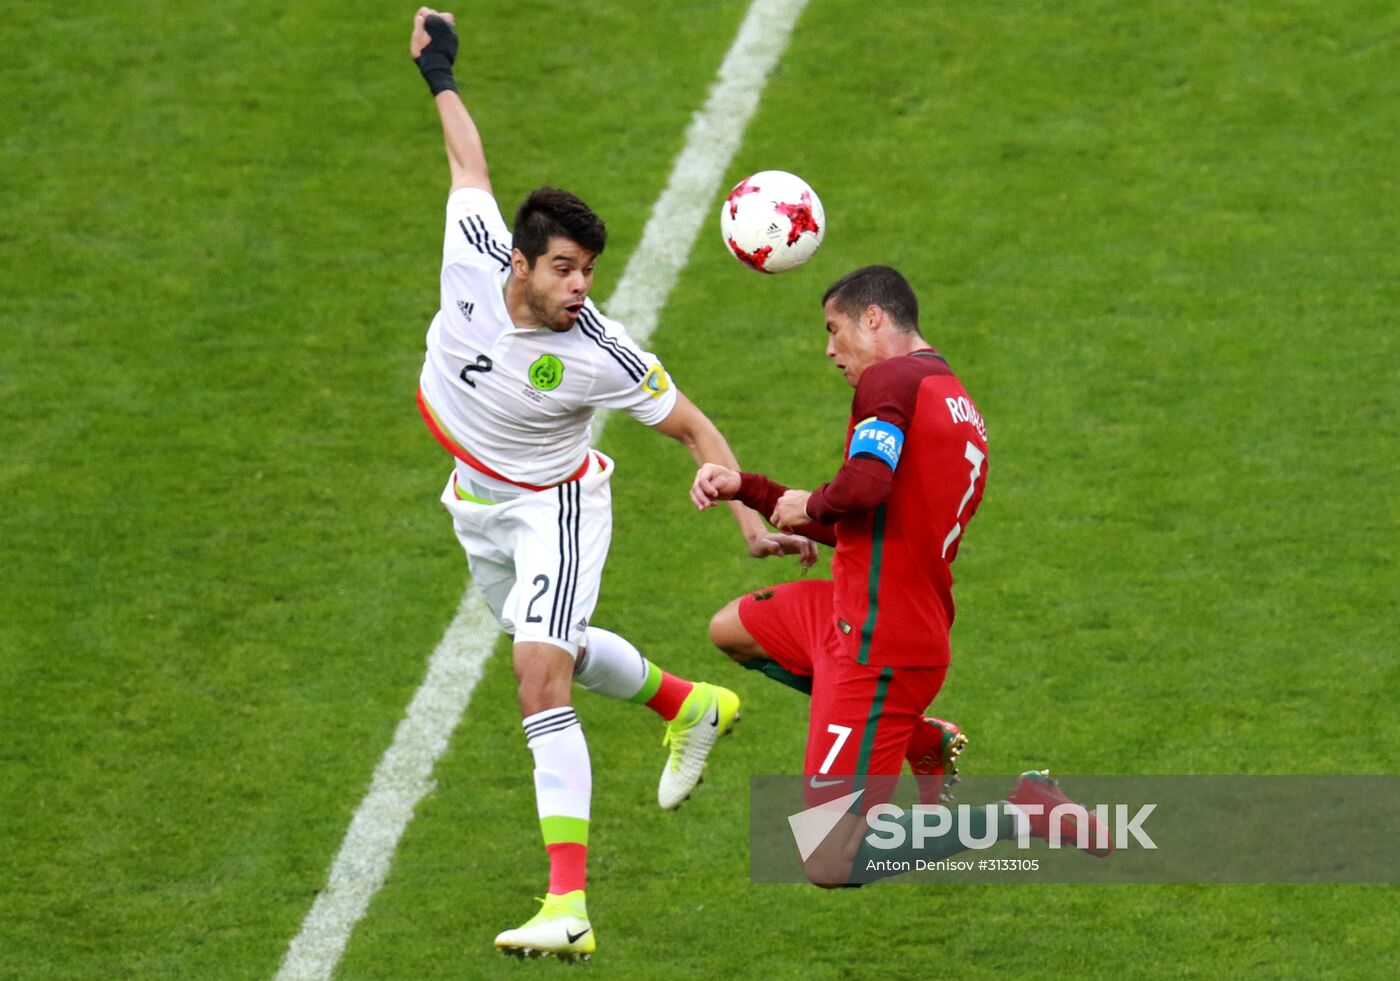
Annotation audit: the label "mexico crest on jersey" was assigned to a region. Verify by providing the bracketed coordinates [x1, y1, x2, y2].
[529, 354, 565, 391]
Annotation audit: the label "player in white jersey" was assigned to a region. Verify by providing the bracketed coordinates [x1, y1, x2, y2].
[409, 8, 814, 962]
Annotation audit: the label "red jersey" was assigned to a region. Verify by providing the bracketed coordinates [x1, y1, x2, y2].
[739, 350, 988, 667]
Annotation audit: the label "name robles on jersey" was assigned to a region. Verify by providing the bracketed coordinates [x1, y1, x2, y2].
[418, 189, 678, 489]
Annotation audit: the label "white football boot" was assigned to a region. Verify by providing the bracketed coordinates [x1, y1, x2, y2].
[494, 890, 595, 961]
[658, 682, 741, 810]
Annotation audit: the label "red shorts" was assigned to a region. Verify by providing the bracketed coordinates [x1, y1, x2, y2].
[738, 579, 946, 810]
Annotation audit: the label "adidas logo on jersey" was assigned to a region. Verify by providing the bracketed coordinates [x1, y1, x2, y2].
[457, 300, 475, 321]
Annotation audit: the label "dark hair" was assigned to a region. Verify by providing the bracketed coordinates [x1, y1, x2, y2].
[821, 265, 920, 334]
[512, 186, 607, 265]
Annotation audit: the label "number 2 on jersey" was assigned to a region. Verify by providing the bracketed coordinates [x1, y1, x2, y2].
[941, 441, 986, 558]
[459, 354, 493, 388]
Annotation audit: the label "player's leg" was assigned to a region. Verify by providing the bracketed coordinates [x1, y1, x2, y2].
[492, 639, 596, 960]
[714, 579, 967, 802]
[784, 640, 1106, 883]
[708, 581, 828, 695]
[541, 458, 738, 809]
[847, 766, 1115, 883]
[798, 653, 917, 886]
[573, 626, 708, 723]
[830, 665, 1108, 883]
[494, 648, 594, 962]
[443, 476, 597, 959]
[841, 668, 1002, 885]
[571, 626, 739, 809]
[801, 656, 979, 887]
[491, 479, 610, 959]
[905, 714, 969, 805]
[798, 656, 1109, 885]
[512, 640, 588, 892]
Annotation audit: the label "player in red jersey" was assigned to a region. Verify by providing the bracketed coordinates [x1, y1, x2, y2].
[694, 266, 1108, 885]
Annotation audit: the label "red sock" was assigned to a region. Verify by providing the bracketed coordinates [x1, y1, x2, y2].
[546, 842, 588, 895]
[645, 672, 694, 721]
[905, 717, 938, 765]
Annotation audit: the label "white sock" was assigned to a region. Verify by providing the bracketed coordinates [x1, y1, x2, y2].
[523, 707, 591, 825]
[573, 626, 648, 700]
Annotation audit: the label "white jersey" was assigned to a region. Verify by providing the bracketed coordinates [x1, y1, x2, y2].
[418, 188, 677, 487]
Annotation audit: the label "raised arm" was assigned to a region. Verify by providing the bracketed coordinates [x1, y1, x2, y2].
[410, 8, 491, 193]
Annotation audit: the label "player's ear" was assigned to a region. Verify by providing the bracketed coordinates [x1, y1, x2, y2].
[863, 304, 883, 332]
[510, 247, 532, 279]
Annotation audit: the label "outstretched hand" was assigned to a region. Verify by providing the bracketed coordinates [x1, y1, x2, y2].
[692, 463, 818, 567]
[747, 532, 819, 569]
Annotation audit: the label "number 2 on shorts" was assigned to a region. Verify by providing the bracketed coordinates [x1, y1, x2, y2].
[524, 574, 550, 623]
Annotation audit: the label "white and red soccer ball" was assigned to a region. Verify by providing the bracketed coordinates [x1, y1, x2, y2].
[720, 170, 825, 274]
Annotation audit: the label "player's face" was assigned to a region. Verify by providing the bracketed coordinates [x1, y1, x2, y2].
[824, 299, 877, 387]
[520, 236, 597, 332]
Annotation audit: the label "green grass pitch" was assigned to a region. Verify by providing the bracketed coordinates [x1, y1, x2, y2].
[2, 0, 1397, 977]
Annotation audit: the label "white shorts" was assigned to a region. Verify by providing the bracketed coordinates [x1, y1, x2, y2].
[439, 451, 614, 658]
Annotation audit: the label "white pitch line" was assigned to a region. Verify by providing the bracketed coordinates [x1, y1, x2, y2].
[274, 1, 808, 978]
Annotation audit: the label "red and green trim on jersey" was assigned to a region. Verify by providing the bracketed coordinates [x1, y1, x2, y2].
[416, 386, 592, 491]
[850, 666, 893, 797]
[855, 505, 888, 666]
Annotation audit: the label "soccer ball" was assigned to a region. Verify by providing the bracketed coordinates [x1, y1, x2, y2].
[720, 170, 825, 274]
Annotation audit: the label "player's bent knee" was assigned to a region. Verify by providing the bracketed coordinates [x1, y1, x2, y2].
[707, 601, 738, 647]
[512, 641, 576, 715]
[799, 811, 865, 888]
[709, 599, 757, 664]
[801, 852, 856, 889]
